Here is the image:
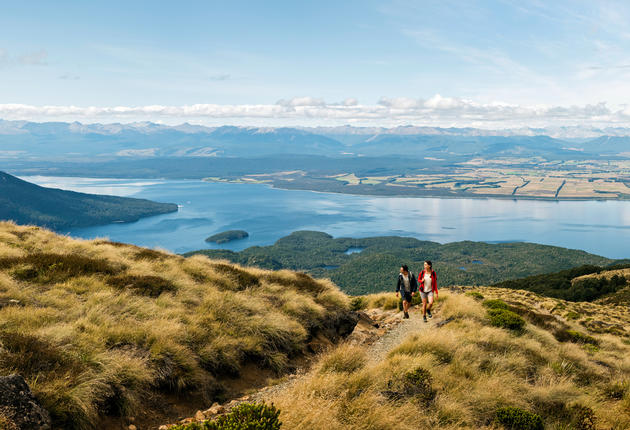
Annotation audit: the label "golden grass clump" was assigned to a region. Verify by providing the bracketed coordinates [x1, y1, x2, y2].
[0, 222, 354, 429]
[356, 292, 400, 310]
[265, 287, 630, 430]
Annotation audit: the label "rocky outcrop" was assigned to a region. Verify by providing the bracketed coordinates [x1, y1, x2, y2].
[0, 375, 51, 430]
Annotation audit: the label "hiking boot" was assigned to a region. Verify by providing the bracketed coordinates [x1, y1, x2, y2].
[427, 310, 433, 318]
[404, 311, 409, 319]
[423, 315, 428, 323]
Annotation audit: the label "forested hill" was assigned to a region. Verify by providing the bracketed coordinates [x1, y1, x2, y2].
[185, 231, 616, 295]
[0, 171, 177, 230]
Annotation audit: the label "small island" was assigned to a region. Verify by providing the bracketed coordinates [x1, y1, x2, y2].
[205, 230, 249, 244]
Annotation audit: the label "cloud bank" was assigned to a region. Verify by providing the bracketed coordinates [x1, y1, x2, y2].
[1, 95, 629, 129]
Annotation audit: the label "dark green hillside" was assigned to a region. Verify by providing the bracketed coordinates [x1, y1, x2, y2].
[493, 264, 630, 302]
[185, 231, 615, 295]
[0, 171, 177, 230]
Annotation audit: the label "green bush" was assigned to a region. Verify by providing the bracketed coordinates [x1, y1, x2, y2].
[564, 311, 580, 320]
[170, 403, 281, 430]
[483, 299, 510, 310]
[384, 367, 436, 404]
[495, 406, 543, 430]
[554, 329, 599, 346]
[465, 291, 484, 300]
[487, 308, 526, 331]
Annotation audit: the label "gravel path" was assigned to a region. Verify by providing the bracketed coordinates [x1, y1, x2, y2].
[251, 308, 437, 403]
[367, 309, 435, 362]
[161, 308, 439, 427]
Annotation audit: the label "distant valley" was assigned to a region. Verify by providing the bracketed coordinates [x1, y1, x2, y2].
[2, 120, 629, 200]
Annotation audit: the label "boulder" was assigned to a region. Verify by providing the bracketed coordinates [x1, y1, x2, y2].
[0, 374, 51, 430]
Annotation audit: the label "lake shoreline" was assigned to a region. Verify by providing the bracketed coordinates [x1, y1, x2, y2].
[17, 176, 630, 259]
[203, 178, 630, 202]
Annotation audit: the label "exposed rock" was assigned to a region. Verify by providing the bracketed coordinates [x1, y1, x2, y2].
[194, 410, 205, 421]
[204, 402, 224, 416]
[0, 374, 51, 430]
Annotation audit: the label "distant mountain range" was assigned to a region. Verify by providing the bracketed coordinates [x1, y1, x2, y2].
[0, 171, 177, 230]
[1, 119, 629, 161]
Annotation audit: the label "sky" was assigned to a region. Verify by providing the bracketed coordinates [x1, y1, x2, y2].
[2, 0, 630, 128]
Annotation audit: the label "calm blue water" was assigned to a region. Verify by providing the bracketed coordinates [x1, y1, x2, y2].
[22, 176, 630, 259]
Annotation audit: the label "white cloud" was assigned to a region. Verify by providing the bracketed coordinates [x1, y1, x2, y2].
[276, 97, 327, 107]
[0, 48, 48, 67]
[1, 96, 629, 129]
[17, 49, 48, 65]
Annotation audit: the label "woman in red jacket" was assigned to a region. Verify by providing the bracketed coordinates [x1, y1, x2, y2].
[418, 260, 438, 323]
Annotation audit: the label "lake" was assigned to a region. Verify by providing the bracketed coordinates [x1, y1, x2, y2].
[22, 176, 630, 259]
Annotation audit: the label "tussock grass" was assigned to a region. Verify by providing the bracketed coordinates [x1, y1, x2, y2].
[265, 287, 630, 429]
[358, 292, 406, 310]
[0, 222, 353, 429]
[318, 344, 366, 374]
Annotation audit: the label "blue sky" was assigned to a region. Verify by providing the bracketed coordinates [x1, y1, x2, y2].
[1, 0, 630, 127]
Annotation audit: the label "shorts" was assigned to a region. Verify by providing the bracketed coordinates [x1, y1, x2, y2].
[420, 291, 434, 301]
[401, 291, 413, 303]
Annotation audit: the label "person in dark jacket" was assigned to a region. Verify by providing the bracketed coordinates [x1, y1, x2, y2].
[396, 264, 418, 319]
[418, 260, 438, 323]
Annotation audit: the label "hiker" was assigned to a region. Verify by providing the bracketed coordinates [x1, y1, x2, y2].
[419, 260, 438, 323]
[396, 264, 418, 319]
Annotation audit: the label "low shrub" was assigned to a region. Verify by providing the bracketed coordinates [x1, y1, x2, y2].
[107, 274, 177, 297]
[564, 311, 580, 320]
[170, 403, 281, 430]
[487, 308, 526, 331]
[495, 406, 543, 430]
[569, 404, 596, 430]
[0, 253, 121, 284]
[465, 291, 484, 300]
[554, 329, 599, 346]
[483, 299, 510, 310]
[384, 367, 436, 404]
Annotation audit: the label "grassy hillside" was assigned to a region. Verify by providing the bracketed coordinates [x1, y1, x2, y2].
[0, 171, 178, 230]
[186, 231, 615, 295]
[261, 288, 630, 429]
[0, 222, 354, 429]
